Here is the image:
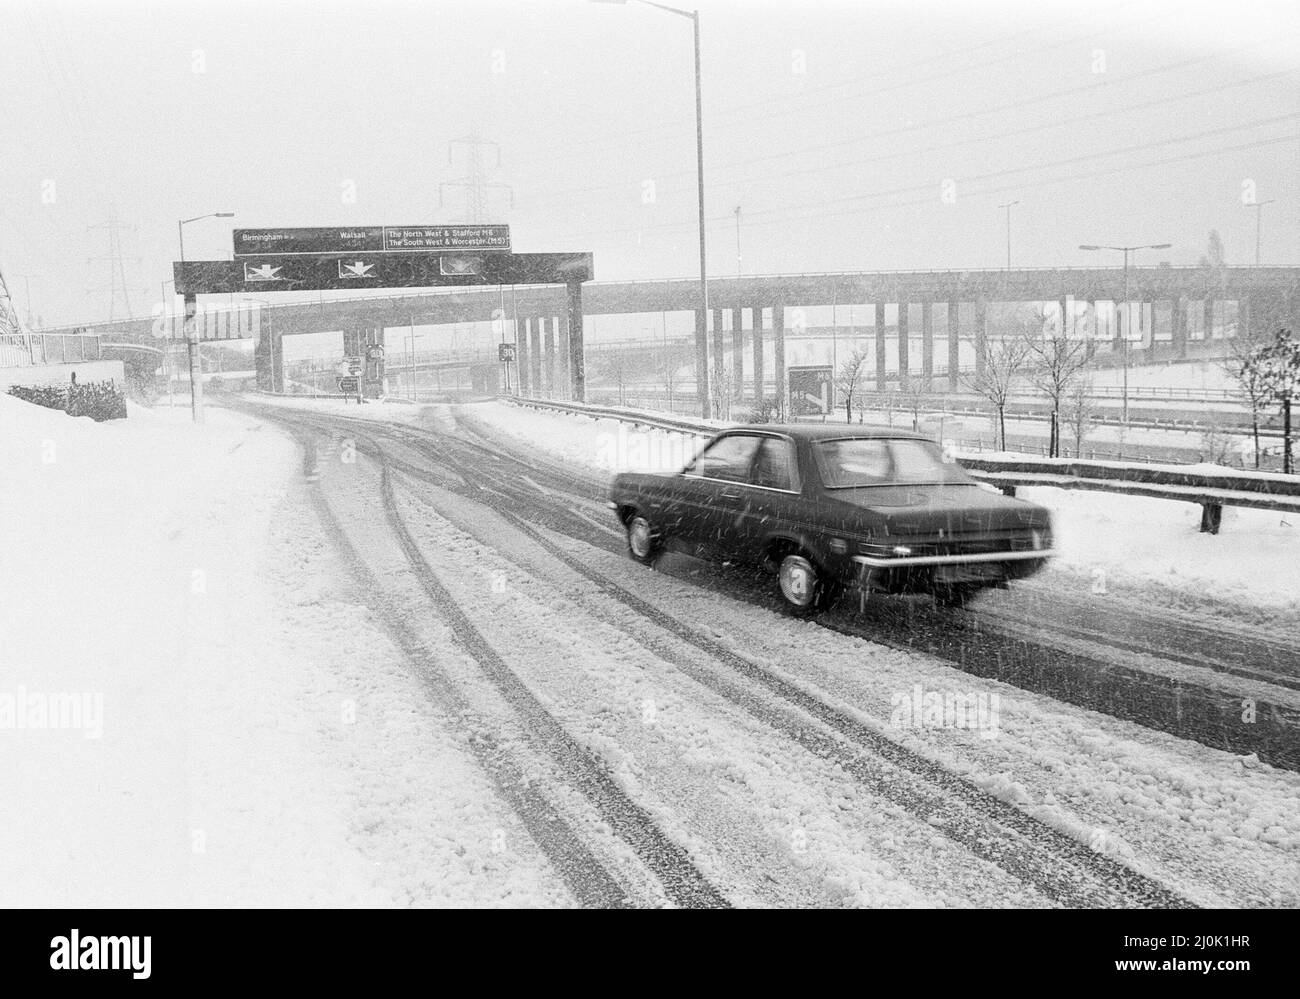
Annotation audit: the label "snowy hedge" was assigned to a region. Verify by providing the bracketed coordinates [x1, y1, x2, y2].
[8, 380, 128, 422]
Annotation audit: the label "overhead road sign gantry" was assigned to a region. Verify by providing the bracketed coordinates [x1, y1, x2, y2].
[233, 225, 512, 257]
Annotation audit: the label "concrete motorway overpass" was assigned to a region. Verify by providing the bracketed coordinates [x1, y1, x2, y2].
[40, 265, 1300, 408]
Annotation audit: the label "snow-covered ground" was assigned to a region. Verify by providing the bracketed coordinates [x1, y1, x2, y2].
[467, 400, 1299, 614]
[0, 396, 566, 906]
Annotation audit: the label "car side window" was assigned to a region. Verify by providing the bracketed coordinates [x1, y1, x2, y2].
[749, 437, 798, 491]
[686, 434, 763, 482]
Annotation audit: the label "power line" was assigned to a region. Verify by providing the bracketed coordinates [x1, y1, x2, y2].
[519, 66, 1298, 207]
[508, 0, 1215, 171]
[536, 131, 1299, 244]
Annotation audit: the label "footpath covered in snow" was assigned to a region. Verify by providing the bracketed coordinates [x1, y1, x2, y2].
[0, 396, 566, 906]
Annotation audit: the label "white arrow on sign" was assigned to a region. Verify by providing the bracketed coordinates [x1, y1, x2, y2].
[244, 263, 284, 281]
[339, 260, 376, 279]
[803, 381, 830, 413]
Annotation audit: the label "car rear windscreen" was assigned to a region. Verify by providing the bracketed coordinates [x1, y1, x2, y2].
[813, 437, 974, 488]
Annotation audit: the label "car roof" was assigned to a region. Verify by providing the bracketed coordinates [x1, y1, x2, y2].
[723, 423, 932, 442]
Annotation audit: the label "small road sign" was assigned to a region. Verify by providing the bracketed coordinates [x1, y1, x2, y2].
[789, 365, 834, 415]
[365, 344, 385, 361]
[344, 356, 363, 375]
[337, 375, 359, 394]
[498, 343, 516, 363]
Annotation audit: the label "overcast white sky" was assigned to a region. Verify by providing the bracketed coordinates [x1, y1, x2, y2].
[1, 0, 1297, 328]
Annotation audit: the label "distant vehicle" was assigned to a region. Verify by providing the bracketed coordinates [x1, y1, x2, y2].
[608, 424, 1055, 615]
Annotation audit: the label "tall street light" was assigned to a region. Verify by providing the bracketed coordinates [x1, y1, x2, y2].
[177, 212, 235, 422]
[997, 200, 1019, 273]
[594, 0, 711, 417]
[1247, 199, 1275, 266]
[178, 211, 235, 262]
[1079, 242, 1172, 425]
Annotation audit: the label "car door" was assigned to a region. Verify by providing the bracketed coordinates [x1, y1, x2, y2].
[728, 435, 802, 563]
[676, 433, 764, 555]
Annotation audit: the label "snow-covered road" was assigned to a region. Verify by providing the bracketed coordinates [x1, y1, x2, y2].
[240, 397, 1298, 906]
[5, 392, 1298, 907]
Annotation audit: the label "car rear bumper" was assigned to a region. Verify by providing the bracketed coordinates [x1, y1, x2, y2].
[852, 549, 1056, 569]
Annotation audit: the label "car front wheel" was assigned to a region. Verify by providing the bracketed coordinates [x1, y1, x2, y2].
[776, 553, 839, 615]
[626, 512, 662, 566]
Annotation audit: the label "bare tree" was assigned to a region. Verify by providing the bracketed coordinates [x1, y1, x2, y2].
[1224, 330, 1271, 468]
[1024, 306, 1091, 458]
[595, 350, 632, 406]
[835, 346, 869, 424]
[1060, 376, 1099, 458]
[1256, 327, 1300, 474]
[900, 373, 934, 431]
[964, 333, 1030, 451]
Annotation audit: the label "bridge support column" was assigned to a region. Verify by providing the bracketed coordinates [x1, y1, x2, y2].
[517, 318, 531, 396]
[543, 317, 557, 398]
[731, 308, 744, 399]
[921, 301, 934, 381]
[897, 300, 910, 390]
[566, 283, 585, 403]
[752, 306, 765, 401]
[558, 314, 571, 400]
[1113, 298, 1125, 352]
[1086, 300, 1098, 359]
[1172, 296, 1187, 357]
[947, 300, 959, 391]
[1203, 297, 1215, 340]
[529, 317, 543, 396]
[773, 304, 786, 416]
[254, 325, 274, 393]
[875, 302, 887, 391]
[1058, 296, 1070, 337]
[975, 298, 988, 380]
[694, 308, 710, 419]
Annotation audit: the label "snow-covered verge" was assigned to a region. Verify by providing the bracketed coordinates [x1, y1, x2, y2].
[0, 396, 567, 906]
[465, 400, 1299, 614]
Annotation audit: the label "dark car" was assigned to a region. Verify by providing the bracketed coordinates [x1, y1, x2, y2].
[608, 424, 1054, 614]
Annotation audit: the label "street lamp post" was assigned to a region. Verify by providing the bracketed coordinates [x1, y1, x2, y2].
[177, 212, 234, 423]
[593, 0, 711, 417]
[1079, 242, 1172, 425]
[734, 206, 742, 276]
[1247, 199, 1275, 267]
[997, 201, 1019, 273]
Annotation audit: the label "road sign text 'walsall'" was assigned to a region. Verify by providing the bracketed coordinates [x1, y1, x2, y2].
[233, 225, 511, 256]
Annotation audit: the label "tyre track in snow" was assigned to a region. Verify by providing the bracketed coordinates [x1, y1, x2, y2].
[361, 445, 729, 909]
[438, 409, 1300, 770]
[305, 413, 1198, 908]
[291, 430, 634, 908]
[285, 418, 731, 907]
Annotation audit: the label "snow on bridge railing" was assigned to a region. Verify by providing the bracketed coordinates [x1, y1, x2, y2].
[504, 396, 1300, 535]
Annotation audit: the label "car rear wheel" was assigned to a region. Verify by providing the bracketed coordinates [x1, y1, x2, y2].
[626, 513, 662, 566]
[776, 553, 840, 615]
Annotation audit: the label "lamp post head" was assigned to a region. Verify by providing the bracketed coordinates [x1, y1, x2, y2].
[1078, 245, 1101, 251]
